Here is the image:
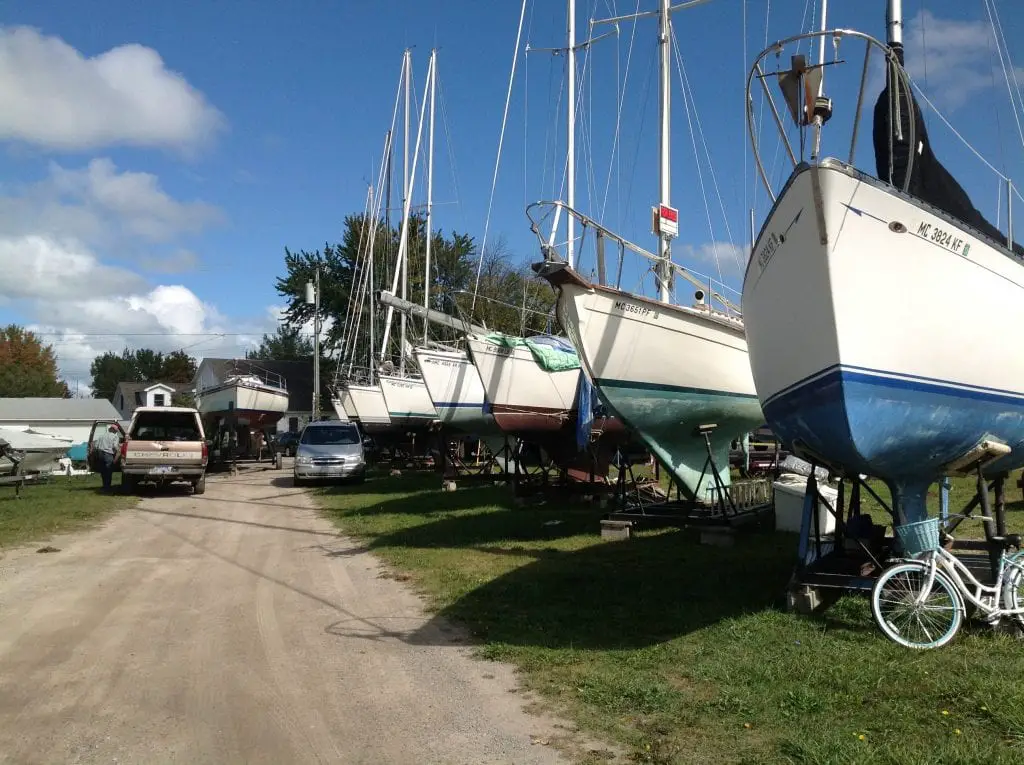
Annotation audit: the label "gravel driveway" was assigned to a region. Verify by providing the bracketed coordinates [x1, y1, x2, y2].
[0, 467, 589, 764]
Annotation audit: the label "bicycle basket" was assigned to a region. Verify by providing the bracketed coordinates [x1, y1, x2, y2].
[896, 517, 941, 555]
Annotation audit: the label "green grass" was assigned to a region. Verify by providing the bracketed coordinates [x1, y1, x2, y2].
[312, 470, 1024, 764]
[0, 473, 138, 548]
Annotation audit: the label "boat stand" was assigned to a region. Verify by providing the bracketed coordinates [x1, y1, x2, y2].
[505, 431, 618, 505]
[606, 424, 773, 530]
[433, 432, 512, 488]
[787, 446, 1014, 613]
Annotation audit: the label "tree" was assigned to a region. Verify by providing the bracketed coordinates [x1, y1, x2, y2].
[89, 347, 199, 400]
[246, 323, 314, 361]
[162, 350, 198, 382]
[171, 391, 196, 408]
[273, 213, 553, 381]
[0, 325, 71, 397]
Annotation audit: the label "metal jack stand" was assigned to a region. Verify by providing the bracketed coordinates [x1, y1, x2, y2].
[607, 423, 773, 529]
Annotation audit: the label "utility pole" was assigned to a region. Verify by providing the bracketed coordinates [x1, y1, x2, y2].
[306, 267, 321, 421]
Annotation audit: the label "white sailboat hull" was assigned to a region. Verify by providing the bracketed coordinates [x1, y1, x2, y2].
[197, 383, 289, 417]
[541, 264, 763, 501]
[742, 160, 1024, 521]
[412, 347, 498, 434]
[345, 384, 392, 431]
[378, 375, 438, 429]
[465, 334, 579, 434]
[331, 388, 358, 422]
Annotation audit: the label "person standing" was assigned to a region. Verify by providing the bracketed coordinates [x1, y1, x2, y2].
[92, 424, 122, 491]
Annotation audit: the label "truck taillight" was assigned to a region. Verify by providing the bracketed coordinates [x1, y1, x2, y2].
[120, 441, 128, 459]
[202, 441, 209, 463]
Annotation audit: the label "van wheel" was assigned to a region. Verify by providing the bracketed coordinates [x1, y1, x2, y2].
[193, 476, 206, 495]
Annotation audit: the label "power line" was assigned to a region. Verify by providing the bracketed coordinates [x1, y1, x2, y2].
[33, 331, 319, 338]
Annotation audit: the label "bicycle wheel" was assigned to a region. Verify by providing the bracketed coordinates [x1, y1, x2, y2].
[871, 561, 964, 649]
[1000, 552, 1024, 625]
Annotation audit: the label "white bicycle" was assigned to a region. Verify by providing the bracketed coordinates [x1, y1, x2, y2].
[870, 515, 1024, 649]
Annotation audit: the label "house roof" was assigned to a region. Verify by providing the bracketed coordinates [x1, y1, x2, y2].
[114, 380, 187, 397]
[197, 358, 331, 412]
[0, 397, 121, 422]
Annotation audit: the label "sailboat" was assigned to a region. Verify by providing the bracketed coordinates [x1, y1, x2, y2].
[740, 0, 1024, 525]
[531, 0, 764, 503]
[375, 48, 438, 431]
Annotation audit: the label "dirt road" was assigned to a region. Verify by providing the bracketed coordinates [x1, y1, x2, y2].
[0, 468, 589, 764]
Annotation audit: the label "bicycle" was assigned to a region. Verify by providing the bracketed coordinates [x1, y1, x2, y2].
[870, 514, 1024, 649]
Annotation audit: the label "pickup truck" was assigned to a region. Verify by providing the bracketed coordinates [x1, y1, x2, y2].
[116, 406, 209, 494]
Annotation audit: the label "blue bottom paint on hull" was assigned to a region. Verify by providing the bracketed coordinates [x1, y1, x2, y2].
[596, 379, 764, 503]
[764, 366, 1024, 523]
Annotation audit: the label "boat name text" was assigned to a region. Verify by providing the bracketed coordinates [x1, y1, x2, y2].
[755, 232, 782, 272]
[613, 300, 651, 317]
[915, 221, 970, 256]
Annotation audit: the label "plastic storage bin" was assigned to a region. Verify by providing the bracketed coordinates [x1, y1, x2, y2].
[773, 473, 838, 536]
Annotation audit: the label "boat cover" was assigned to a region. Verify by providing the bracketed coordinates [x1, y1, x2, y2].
[480, 332, 582, 372]
[873, 49, 1024, 256]
[0, 427, 73, 451]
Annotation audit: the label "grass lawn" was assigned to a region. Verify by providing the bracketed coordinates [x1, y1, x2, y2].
[312, 469, 1024, 764]
[0, 472, 137, 549]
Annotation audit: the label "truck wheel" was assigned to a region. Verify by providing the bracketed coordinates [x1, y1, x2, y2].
[193, 475, 206, 495]
[121, 474, 137, 493]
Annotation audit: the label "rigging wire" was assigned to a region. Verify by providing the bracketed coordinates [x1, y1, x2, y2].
[471, 0, 529, 313]
[670, 25, 723, 285]
[983, 0, 1024, 153]
[599, 0, 642, 222]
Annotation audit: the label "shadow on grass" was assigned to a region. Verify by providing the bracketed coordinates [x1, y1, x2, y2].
[319, 481, 516, 518]
[333, 499, 800, 649]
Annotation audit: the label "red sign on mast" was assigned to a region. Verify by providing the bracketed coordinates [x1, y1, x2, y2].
[655, 203, 679, 239]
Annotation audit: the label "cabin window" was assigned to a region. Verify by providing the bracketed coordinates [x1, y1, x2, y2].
[153, 393, 166, 407]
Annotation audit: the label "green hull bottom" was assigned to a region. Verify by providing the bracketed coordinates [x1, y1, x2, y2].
[597, 379, 765, 503]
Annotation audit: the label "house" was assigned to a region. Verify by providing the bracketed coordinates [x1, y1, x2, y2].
[0, 397, 123, 447]
[193, 358, 335, 434]
[111, 380, 190, 420]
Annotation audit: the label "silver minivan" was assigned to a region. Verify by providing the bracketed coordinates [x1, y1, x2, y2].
[293, 420, 367, 486]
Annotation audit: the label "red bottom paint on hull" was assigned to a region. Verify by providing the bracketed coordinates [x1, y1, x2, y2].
[491, 407, 633, 479]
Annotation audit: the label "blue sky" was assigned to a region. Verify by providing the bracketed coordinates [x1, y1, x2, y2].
[0, 0, 1021, 389]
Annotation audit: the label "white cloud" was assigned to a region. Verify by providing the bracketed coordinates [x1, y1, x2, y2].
[0, 235, 147, 299]
[0, 26, 224, 152]
[0, 158, 222, 266]
[28, 284, 276, 384]
[902, 10, 1012, 112]
[676, 241, 749, 279]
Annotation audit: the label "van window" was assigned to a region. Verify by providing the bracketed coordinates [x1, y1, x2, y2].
[131, 411, 202, 441]
[300, 424, 360, 446]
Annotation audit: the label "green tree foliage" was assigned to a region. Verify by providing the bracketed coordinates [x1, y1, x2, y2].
[162, 350, 198, 383]
[245, 323, 314, 361]
[273, 213, 556, 375]
[89, 347, 199, 400]
[171, 391, 196, 408]
[0, 325, 70, 397]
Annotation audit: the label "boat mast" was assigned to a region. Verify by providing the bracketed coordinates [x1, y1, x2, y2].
[567, 0, 576, 268]
[423, 49, 436, 344]
[655, 0, 672, 303]
[886, 0, 904, 62]
[400, 47, 411, 377]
